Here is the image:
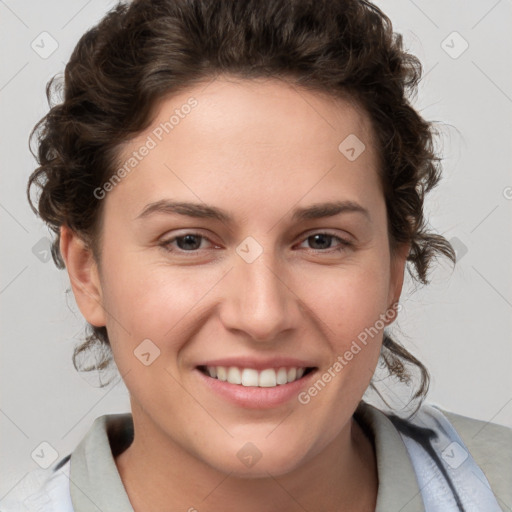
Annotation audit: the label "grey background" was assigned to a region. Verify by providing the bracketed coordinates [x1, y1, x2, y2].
[1, 0, 511, 500]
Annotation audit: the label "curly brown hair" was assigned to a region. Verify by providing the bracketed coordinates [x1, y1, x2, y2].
[27, 0, 455, 410]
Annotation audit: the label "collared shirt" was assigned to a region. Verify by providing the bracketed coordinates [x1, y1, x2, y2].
[3, 400, 511, 511]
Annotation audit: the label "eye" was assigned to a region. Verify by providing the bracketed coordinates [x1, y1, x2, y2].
[297, 232, 352, 252]
[160, 232, 215, 253]
[159, 231, 352, 256]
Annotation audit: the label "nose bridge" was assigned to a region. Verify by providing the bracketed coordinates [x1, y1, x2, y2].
[221, 242, 297, 341]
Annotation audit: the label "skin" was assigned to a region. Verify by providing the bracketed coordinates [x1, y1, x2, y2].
[60, 76, 409, 512]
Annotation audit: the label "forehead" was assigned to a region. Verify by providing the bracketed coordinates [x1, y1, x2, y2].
[109, 76, 381, 219]
[150, 75, 374, 149]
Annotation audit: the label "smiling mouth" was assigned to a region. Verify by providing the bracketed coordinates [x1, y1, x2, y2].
[196, 365, 317, 387]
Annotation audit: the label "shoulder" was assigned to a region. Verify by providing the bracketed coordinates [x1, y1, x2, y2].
[0, 456, 73, 512]
[369, 400, 510, 510]
[436, 405, 512, 508]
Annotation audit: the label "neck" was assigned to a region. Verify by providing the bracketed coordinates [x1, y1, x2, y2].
[115, 407, 378, 512]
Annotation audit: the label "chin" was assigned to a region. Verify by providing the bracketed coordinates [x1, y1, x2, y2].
[214, 456, 303, 479]
[200, 439, 310, 479]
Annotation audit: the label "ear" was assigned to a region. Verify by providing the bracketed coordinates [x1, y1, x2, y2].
[386, 242, 410, 324]
[59, 225, 106, 327]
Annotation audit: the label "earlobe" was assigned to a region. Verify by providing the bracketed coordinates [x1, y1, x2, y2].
[59, 225, 106, 327]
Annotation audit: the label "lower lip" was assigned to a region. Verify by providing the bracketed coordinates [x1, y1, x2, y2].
[194, 368, 317, 409]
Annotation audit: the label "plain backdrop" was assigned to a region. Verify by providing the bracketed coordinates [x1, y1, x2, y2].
[1, 0, 511, 500]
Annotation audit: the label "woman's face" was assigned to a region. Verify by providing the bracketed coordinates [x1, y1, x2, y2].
[69, 76, 407, 476]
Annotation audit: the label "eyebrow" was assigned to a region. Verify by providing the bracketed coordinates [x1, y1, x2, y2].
[135, 199, 370, 223]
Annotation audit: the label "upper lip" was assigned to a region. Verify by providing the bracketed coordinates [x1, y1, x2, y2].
[196, 357, 318, 371]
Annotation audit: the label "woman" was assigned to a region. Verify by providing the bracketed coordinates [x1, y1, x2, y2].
[5, 0, 510, 510]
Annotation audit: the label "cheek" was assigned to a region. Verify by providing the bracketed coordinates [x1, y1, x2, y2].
[99, 251, 225, 351]
[295, 259, 391, 405]
[302, 259, 392, 339]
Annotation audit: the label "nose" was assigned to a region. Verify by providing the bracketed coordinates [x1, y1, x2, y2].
[219, 249, 301, 343]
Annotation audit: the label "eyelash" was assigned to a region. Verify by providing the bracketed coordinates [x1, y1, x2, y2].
[159, 231, 353, 255]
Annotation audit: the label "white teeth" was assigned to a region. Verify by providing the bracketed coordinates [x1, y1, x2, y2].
[276, 368, 288, 385]
[241, 368, 259, 387]
[227, 367, 242, 384]
[204, 366, 310, 387]
[259, 369, 277, 387]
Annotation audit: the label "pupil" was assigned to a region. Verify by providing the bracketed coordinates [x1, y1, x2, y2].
[178, 235, 201, 250]
[310, 234, 330, 249]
